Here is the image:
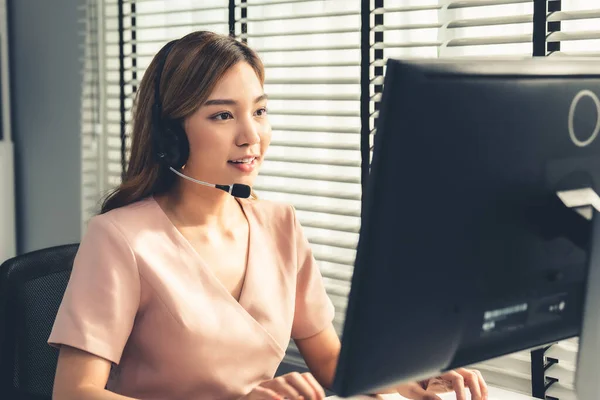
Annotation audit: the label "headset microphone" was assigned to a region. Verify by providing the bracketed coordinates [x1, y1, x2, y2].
[169, 167, 252, 199]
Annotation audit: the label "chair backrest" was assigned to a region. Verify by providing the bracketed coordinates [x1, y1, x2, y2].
[0, 244, 79, 400]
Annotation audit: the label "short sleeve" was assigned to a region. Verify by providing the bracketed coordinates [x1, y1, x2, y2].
[290, 206, 335, 340]
[48, 215, 140, 364]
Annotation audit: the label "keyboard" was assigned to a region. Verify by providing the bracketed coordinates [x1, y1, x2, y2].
[326, 385, 537, 400]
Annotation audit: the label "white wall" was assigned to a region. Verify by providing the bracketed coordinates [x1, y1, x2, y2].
[9, 0, 84, 254]
[0, 142, 15, 263]
[0, 0, 15, 263]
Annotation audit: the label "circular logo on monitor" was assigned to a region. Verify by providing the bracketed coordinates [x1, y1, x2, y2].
[569, 90, 600, 147]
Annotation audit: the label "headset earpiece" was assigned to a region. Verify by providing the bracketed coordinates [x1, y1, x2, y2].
[161, 122, 189, 169]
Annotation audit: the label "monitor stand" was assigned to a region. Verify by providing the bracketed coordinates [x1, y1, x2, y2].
[557, 188, 600, 400]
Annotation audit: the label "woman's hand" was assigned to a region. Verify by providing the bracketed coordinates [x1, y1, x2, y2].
[240, 372, 326, 400]
[395, 368, 488, 400]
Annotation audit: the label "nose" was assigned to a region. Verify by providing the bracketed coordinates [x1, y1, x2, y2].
[236, 115, 262, 147]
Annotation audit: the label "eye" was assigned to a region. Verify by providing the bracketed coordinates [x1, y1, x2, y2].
[212, 112, 233, 121]
[255, 107, 268, 117]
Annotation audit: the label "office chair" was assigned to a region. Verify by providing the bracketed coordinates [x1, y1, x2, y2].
[0, 244, 79, 400]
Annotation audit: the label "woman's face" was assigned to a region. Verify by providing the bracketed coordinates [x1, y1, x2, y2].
[182, 61, 271, 188]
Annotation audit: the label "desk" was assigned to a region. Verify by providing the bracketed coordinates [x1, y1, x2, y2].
[326, 386, 537, 400]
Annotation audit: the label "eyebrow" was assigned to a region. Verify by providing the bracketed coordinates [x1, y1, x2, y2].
[203, 94, 268, 107]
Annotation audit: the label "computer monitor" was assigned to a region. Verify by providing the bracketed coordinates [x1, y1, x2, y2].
[332, 58, 600, 399]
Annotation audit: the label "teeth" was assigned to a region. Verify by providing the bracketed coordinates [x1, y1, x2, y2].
[231, 157, 255, 164]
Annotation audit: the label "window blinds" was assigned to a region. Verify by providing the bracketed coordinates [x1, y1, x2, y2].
[547, 0, 600, 57]
[235, 0, 362, 367]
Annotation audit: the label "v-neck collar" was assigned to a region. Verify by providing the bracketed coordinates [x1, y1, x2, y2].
[149, 195, 286, 358]
[150, 195, 253, 308]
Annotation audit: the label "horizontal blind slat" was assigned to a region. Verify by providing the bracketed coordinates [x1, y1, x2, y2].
[299, 218, 359, 235]
[372, 5, 441, 14]
[548, 9, 600, 22]
[266, 77, 360, 85]
[551, 51, 600, 57]
[306, 236, 357, 251]
[313, 252, 355, 267]
[239, 27, 358, 38]
[269, 109, 360, 117]
[264, 60, 359, 68]
[260, 169, 360, 185]
[269, 140, 359, 151]
[447, 34, 532, 47]
[254, 183, 360, 201]
[252, 43, 361, 52]
[374, 14, 532, 32]
[268, 93, 360, 101]
[237, 0, 322, 7]
[274, 202, 359, 218]
[447, 14, 533, 28]
[239, 10, 359, 23]
[272, 124, 359, 134]
[373, 41, 442, 49]
[547, 30, 600, 42]
[264, 155, 360, 167]
[373, 22, 442, 31]
[447, 0, 532, 8]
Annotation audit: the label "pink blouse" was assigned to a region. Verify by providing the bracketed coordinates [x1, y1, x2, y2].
[48, 196, 335, 400]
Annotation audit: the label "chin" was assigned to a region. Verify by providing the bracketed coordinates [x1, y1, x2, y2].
[229, 174, 255, 185]
[240, 178, 256, 187]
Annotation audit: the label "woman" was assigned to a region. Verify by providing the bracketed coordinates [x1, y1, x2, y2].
[49, 31, 487, 400]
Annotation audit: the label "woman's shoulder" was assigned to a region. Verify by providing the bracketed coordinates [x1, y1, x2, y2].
[87, 196, 160, 238]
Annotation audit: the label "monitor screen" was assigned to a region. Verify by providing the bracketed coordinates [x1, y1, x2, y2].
[333, 58, 600, 397]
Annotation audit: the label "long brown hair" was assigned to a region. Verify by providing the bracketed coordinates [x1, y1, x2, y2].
[100, 31, 265, 214]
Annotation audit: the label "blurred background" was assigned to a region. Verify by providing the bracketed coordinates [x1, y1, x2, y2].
[1, 1, 599, 399]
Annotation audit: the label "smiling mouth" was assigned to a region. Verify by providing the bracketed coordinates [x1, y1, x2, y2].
[228, 157, 257, 165]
